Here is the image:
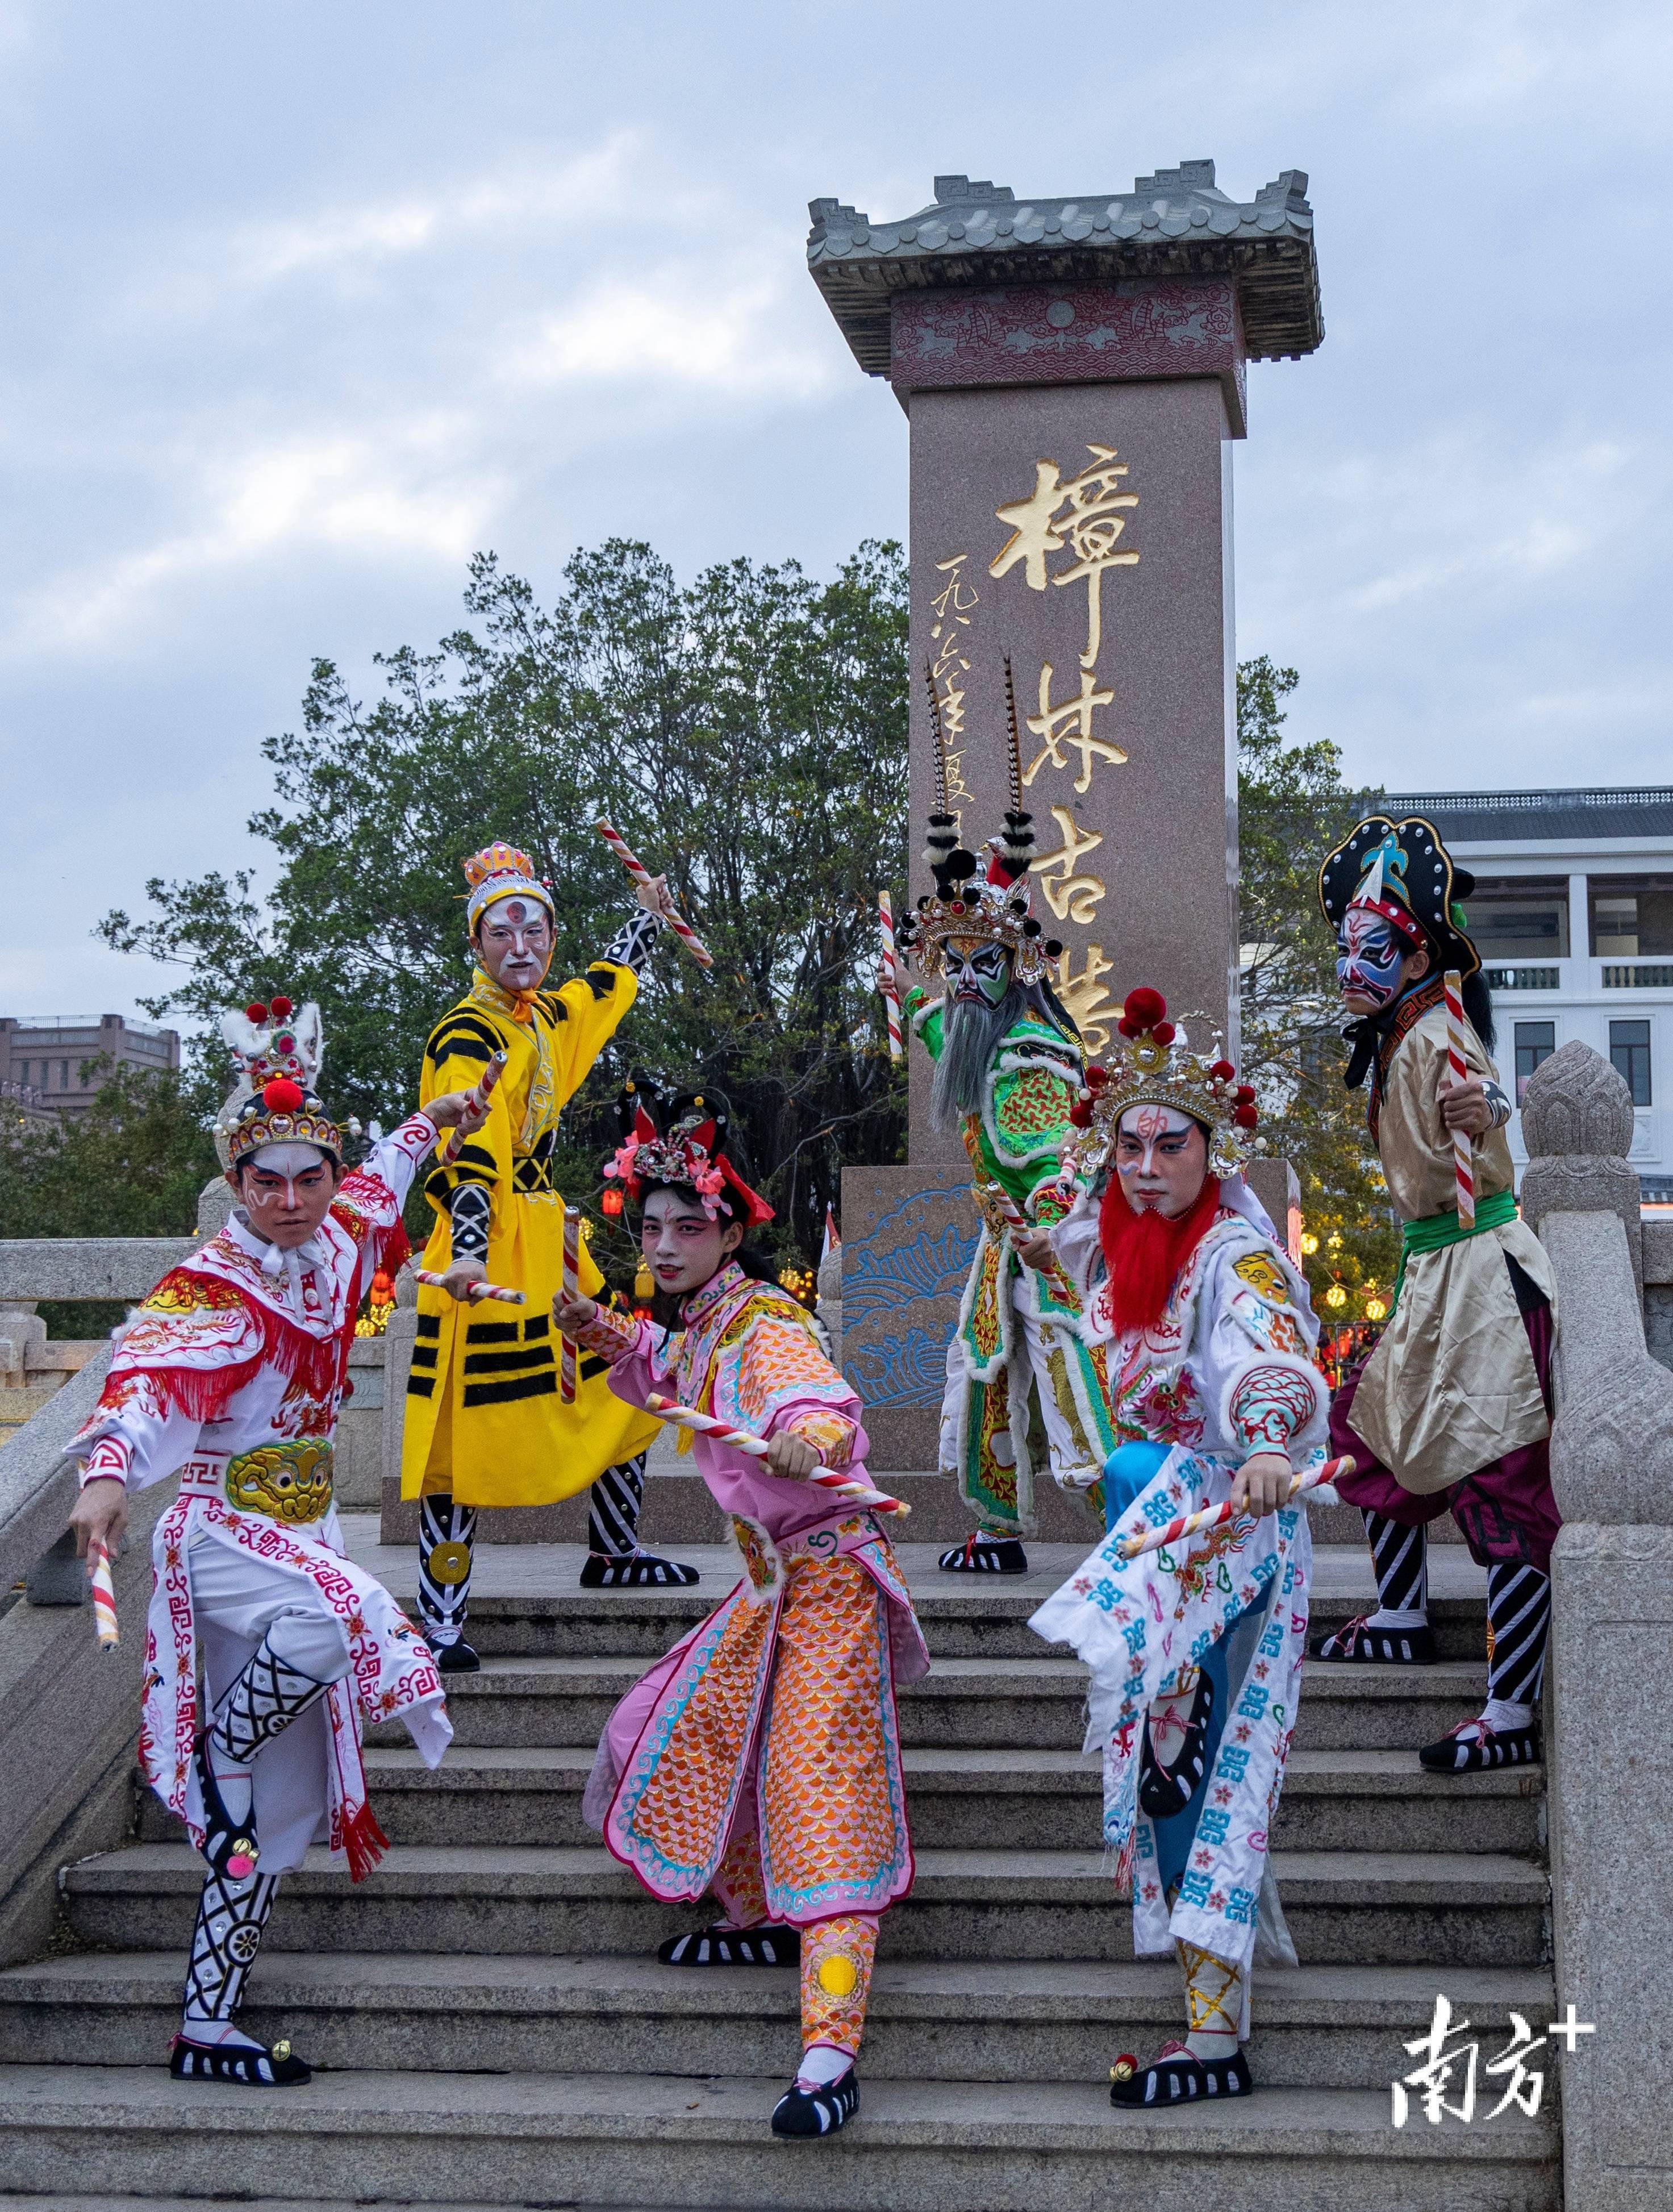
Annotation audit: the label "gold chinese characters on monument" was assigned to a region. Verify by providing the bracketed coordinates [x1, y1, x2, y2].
[987, 442, 1138, 1053]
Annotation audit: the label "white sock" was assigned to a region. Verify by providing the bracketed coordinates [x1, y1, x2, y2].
[1480, 1698, 1533, 1733]
[1365, 1606, 1427, 1630]
[795, 2042, 853, 2089]
[205, 1738, 253, 1828]
[181, 2014, 264, 2051]
[1184, 2026, 1240, 2062]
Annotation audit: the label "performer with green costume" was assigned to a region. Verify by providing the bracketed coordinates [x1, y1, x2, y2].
[895, 693, 1118, 1573]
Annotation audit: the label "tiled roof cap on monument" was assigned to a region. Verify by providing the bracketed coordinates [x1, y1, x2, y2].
[807, 160, 1322, 376]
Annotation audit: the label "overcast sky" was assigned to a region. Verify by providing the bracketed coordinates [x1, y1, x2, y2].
[2, 1, 1670, 1020]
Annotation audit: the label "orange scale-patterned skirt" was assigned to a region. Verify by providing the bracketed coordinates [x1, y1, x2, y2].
[600, 1536, 919, 1923]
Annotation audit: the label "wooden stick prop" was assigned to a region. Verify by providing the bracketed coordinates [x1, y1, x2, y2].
[1442, 969, 1476, 1228]
[560, 1207, 581, 1402]
[1118, 1456, 1357, 1562]
[878, 890, 903, 1061]
[415, 1270, 525, 1305]
[439, 1049, 507, 1167]
[643, 1393, 910, 1517]
[88, 1539, 119, 1651]
[595, 822, 714, 969]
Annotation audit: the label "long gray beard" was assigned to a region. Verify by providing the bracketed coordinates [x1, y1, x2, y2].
[930, 985, 1026, 1129]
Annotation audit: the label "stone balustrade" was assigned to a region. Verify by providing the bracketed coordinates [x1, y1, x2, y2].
[1519, 1040, 1673, 2210]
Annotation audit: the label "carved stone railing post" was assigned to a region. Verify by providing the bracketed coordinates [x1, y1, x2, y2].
[1519, 1042, 1673, 2210]
[1520, 1036, 1643, 1295]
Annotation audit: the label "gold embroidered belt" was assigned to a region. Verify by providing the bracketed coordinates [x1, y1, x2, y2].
[180, 1443, 335, 1525]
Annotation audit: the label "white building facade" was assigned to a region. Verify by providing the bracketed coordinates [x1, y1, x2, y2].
[1385, 787, 1673, 1203]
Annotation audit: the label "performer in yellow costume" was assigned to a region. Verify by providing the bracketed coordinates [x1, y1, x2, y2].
[401, 841, 697, 1669]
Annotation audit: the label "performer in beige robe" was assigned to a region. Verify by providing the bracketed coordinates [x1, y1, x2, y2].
[1310, 816, 1558, 1774]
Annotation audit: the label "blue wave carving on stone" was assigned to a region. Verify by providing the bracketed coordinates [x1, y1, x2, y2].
[844, 1181, 979, 1328]
[847, 1326, 949, 1409]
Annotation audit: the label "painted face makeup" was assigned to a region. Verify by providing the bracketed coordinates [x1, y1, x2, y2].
[1336, 909, 1408, 1013]
[640, 1188, 740, 1295]
[478, 895, 554, 993]
[948, 938, 1013, 1006]
[1114, 1104, 1208, 1218]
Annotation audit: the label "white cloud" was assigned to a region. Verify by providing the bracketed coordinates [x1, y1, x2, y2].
[232, 131, 645, 287]
[504, 263, 835, 399]
[5, 425, 500, 657]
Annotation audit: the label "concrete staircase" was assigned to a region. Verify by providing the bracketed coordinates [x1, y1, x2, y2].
[0, 1527, 1559, 2211]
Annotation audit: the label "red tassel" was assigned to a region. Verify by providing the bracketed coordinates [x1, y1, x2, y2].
[341, 1798, 390, 1883]
[378, 1218, 412, 1280]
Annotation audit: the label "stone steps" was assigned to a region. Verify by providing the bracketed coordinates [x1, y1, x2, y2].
[131, 1742, 1546, 1856]
[2, 1538, 1553, 2207]
[369, 1651, 1495, 1755]
[433, 1586, 1493, 1664]
[0, 2064, 1561, 2212]
[0, 1951, 1556, 2090]
[61, 1841, 1549, 1967]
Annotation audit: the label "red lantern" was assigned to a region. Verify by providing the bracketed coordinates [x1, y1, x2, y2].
[600, 1188, 624, 1217]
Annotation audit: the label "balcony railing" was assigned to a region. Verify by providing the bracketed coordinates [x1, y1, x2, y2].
[1485, 966, 1560, 991]
[1602, 964, 1673, 988]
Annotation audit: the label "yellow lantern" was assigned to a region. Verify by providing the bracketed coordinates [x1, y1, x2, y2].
[1300, 1231, 1319, 1256]
[1365, 1295, 1389, 1322]
[1323, 1282, 1347, 1310]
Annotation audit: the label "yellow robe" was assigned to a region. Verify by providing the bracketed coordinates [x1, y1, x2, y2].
[400, 962, 661, 1508]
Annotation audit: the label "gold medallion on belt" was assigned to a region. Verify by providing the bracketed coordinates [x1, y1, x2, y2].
[224, 1439, 335, 1524]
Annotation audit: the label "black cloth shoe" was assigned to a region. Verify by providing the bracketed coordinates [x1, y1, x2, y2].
[1310, 1613, 1438, 1666]
[169, 2032, 311, 2086]
[938, 1535, 1028, 1574]
[1138, 1669, 1216, 1820]
[1419, 1718, 1541, 1773]
[436, 1639, 481, 1674]
[193, 1738, 260, 1882]
[658, 1923, 800, 1968]
[580, 1551, 701, 1589]
[1109, 2041, 1251, 2106]
[771, 2063, 860, 2136]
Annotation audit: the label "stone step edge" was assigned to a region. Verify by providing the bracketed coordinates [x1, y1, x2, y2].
[0, 2065, 1558, 2160]
[0, 1949, 1558, 2023]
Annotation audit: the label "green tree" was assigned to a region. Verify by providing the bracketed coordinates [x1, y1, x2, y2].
[1235, 655, 1396, 1318]
[100, 540, 909, 1276]
[0, 1060, 219, 1334]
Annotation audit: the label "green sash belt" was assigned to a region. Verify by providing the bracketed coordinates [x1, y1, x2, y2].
[1391, 1188, 1518, 1311]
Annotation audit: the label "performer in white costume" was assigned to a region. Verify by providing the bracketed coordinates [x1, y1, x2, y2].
[66, 995, 472, 2085]
[1024, 988, 1329, 2105]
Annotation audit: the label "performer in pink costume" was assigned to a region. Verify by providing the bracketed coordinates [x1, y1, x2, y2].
[561, 1079, 927, 2139]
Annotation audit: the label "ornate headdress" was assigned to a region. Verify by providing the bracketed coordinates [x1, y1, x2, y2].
[894, 660, 1063, 987]
[604, 1076, 774, 1228]
[1061, 986, 1260, 1183]
[464, 840, 556, 934]
[215, 995, 343, 1169]
[1317, 815, 1480, 981]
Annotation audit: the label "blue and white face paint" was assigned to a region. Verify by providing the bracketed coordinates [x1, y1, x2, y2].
[1336, 909, 1409, 1013]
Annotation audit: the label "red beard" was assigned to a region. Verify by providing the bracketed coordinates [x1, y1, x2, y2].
[1098, 1174, 1223, 1335]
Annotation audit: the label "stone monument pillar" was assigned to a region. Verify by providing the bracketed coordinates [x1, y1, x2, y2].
[808, 162, 1322, 1468]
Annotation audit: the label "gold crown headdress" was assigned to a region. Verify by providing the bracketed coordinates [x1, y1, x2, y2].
[214, 995, 344, 1169]
[894, 659, 1063, 987]
[1061, 985, 1261, 1182]
[463, 840, 556, 934]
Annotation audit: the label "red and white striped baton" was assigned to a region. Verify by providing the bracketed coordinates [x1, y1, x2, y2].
[642, 1393, 909, 1517]
[1118, 1455, 1357, 1561]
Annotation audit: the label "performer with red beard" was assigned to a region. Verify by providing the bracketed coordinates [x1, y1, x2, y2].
[1027, 989, 1329, 2107]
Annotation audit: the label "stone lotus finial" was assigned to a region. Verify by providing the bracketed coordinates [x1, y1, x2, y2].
[1519, 1042, 1642, 1296]
[1518, 1040, 1671, 1523]
[1520, 1038, 1635, 1163]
